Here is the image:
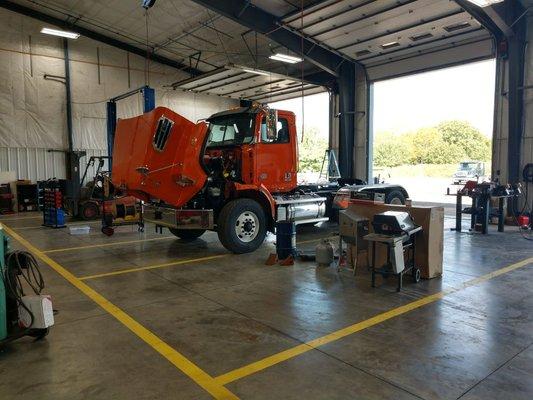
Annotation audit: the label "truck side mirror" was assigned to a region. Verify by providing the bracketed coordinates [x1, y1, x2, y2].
[265, 109, 278, 140]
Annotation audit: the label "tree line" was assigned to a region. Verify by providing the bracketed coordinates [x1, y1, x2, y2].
[374, 121, 491, 167]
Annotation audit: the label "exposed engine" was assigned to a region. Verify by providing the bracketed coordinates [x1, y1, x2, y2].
[204, 147, 242, 183]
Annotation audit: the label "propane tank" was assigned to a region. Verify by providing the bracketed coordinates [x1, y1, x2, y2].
[315, 239, 334, 266]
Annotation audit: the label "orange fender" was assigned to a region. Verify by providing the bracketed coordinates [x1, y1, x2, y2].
[230, 182, 276, 219]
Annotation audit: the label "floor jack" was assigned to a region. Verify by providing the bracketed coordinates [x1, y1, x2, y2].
[0, 227, 54, 345]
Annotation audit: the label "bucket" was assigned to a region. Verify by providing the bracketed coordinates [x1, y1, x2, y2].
[518, 215, 530, 227]
[276, 221, 297, 260]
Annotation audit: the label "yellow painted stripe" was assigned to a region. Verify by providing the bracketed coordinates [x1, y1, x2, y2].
[73, 235, 332, 279]
[79, 254, 230, 280]
[0, 223, 239, 400]
[43, 235, 176, 253]
[0, 214, 42, 221]
[215, 256, 533, 385]
[296, 236, 337, 245]
[14, 220, 103, 230]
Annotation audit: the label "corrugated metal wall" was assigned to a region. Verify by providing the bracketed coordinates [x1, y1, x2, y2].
[0, 147, 107, 183]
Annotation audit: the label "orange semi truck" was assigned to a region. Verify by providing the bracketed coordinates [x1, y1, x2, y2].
[112, 105, 409, 253]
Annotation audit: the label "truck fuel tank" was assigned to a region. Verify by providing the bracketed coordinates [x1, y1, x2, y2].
[275, 194, 328, 225]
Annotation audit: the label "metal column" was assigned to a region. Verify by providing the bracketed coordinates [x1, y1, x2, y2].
[106, 101, 117, 162]
[337, 63, 356, 179]
[506, 20, 527, 184]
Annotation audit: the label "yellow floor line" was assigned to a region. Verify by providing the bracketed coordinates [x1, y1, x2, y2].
[14, 220, 103, 230]
[0, 223, 239, 400]
[0, 214, 42, 221]
[79, 254, 230, 280]
[78, 235, 335, 280]
[43, 235, 176, 253]
[214, 256, 533, 385]
[296, 236, 336, 245]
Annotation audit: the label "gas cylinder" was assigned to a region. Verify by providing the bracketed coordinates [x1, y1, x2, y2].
[315, 239, 334, 266]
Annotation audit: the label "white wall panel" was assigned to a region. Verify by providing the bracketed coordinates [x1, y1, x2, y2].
[0, 147, 110, 183]
[0, 147, 66, 181]
[0, 8, 238, 183]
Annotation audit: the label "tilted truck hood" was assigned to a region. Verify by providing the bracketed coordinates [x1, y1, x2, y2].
[111, 107, 208, 207]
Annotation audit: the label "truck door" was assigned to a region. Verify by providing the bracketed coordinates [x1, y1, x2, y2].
[253, 112, 297, 193]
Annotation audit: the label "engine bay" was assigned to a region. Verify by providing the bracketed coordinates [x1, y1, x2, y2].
[203, 147, 243, 183]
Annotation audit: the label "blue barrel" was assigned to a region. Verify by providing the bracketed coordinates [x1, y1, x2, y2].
[276, 221, 297, 259]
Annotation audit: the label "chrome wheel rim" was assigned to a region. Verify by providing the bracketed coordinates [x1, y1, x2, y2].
[390, 197, 403, 205]
[235, 211, 259, 243]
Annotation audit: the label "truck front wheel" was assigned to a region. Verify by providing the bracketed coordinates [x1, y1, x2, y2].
[385, 190, 406, 205]
[217, 199, 267, 254]
[169, 228, 206, 241]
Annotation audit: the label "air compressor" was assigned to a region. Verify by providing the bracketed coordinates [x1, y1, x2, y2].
[0, 226, 54, 345]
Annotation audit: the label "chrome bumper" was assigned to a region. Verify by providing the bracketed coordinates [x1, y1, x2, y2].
[142, 204, 214, 230]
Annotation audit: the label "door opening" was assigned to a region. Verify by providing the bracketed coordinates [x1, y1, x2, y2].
[370, 59, 496, 213]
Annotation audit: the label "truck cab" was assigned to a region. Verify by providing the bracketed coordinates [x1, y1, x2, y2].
[453, 161, 485, 185]
[202, 107, 298, 193]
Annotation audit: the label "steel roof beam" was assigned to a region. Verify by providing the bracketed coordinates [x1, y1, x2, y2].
[0, 0, 203, 77]
[189, 0, 353, 77]
[454, 0, 506, 39]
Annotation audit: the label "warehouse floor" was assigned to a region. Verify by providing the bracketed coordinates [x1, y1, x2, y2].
[0, 213, 532, 400]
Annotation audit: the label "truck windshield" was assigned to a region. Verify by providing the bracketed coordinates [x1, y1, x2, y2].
[458, 162, 477, 172]
[206, 114, 255, 147]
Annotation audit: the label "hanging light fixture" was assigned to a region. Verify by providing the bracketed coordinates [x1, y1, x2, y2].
[269, 53, 303, 64]
[40, 27, 80, 39]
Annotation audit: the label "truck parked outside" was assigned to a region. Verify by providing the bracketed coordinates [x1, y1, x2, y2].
[452, 161, 486, 185]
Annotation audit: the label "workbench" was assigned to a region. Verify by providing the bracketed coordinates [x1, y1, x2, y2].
[451, 190, 511, 234]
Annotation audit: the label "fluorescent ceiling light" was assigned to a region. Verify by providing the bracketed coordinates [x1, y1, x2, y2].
[269, 53, 303, 64]
[465, 0, 504, 7]
[381, 41, 400, 49]
[242, 68, 270, 76]
[40, 27, 80, 39]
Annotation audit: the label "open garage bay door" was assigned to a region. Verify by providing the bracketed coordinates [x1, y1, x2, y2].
[281, 0, 495, 81]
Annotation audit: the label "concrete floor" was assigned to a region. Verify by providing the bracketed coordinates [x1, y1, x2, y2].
[0, 213, 532, 400]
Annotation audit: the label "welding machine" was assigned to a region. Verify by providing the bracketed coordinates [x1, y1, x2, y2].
[0, 226, 54, 344]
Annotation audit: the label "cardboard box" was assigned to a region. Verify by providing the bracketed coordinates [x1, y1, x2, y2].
[347, 244, 369, 272]
[346, 202, 444, 279]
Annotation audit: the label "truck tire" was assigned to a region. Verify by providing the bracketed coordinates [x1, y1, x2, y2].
[169, 228, 206, 241]
[80, 201, 99, 220]
[385, 190, 406, 205]
[217, 198, 267, 254]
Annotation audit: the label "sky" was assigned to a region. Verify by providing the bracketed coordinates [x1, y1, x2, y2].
[270, 58, 496, 139]
[270, 92, 330, 138]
